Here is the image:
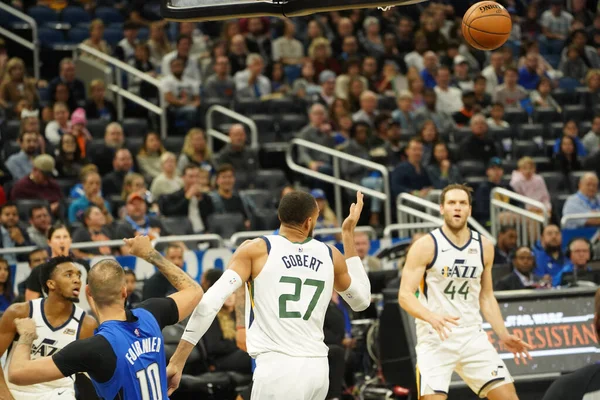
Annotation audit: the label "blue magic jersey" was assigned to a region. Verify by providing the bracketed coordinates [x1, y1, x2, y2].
[92, 308, 168, 400]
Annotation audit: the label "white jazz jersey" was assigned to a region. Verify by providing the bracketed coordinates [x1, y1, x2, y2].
[246, 235, 334, 358]
[5, 298, 86, 397]
[416, 228, 485, 338]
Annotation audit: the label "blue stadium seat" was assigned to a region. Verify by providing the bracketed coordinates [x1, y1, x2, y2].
[103, 27, 123, 47]
[137, 27, 149, 41]
[27, 6, 58, 26]
[94, 7, 124, 25]
[68, 27, 90, 44]
[122, 118, 149, 137]
[0, 8, 23, 27]
[87, 119, 109, 138]
[61, 6, 91, 26]
[125, 137, 144, 154]
[37, 27, 68, 48]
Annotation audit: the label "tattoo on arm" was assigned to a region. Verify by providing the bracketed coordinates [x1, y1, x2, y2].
[145, 249, 198, 291]
[234, 285, 245, 328]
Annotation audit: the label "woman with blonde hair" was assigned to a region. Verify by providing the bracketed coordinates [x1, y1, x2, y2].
[308, 37, 341, 76]
[177, 128, 213, 174]
[137, 131, 166, 179]
[0, 57, 39, 111]
[150, 152, 183, 199]
[82, 19, 110, 61]
[147, 21, 173, 66]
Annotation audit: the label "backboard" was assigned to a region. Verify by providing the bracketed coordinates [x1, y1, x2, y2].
[160, 0, 426, 22]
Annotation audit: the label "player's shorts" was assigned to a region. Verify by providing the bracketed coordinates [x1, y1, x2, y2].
[251, 352, 329, 400]
[416, 325, 513, 399]
[10, 387, 76, 400]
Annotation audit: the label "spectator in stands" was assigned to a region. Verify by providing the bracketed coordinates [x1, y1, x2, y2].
[0, 202, 32, 265]
[434, 65, 462, 114]
[88, 122, 125, 176]
[452, 91, 476, 127]
[377, 61, 407, 98]
[553, 120, 586, 157]
[486, 103, 510, 129]
[215, 124, 259, 177]
[115, 193, 169, 254]
[561, 30, 600, 70]
[26, 205, 51, 249]
[82, 19, 110, 60]
[71, 205, 116, 258]
[293, 61, 319, 98]
[272, 20, 304, 67]
[530, 77, 561, 113]
[124, 268, 140, 310]
[84, 80, 117, 122]
[554, 237, 594, 287]
[540, 0, 573, 53]
[583, 115, 600, 155]
[0, 57, 38, 113]
[533, 224, 566, 284]
[521, 5, 542, 42]
[420, 51, 438, 89]
[70, 108, 92, 158]
[335, 58, 367, 101]
[310, 70, 336, 108]
[427, 142, 462, 189]
[407, 73, 425, 110]
[310, 189, 339, 242]
[554, 135, 583, 179]
[347, 77, 366, 112]
[120, 172, 149, 203]
[200, 268, 223, 292]
[586, 69, 600, 109]
[493, 225, 518, 266]
[114, 21, 139, 63]
[359, 16, 383, 58]
[129, 43, 158, 99]
[355, 231, 381, 272]
[6, 131, 40, 181]
[453, 56, 474, 92]
[297, 103, 335, 173]
[562, 172, 600, 229]
[209, 164, 256, 230]
[68, 169, 112, 224]
[228, 34, 249, 76]
[493, 67, 528, 109]
[142, 244, 186, 300]
[361, 56, 379, 92]
[414, 88, 456, 135]
[270, 62, 290, 94]
[375, 120, 404, 168]
[482, 51, 504, 96]
[147, 21, 173, 67]
[392, 90, 416, 134]
[416, 120, 438, 166]
[352, 90, 379, 127]
[177, 128, 213, 174]
[137, 132, 166, 180]
[48, 58, 86, 106]
[473, 157, 509, 227]
[45, 102, 71, 146]
[204, 291, 252, 374]
[458, 114, 501, 164]
[391, 138, 432, 199]
[159, 165, 214, 232]
[234, 53, 271, 99]
[244, 17, 272, 64]
[42, 81, 76, 121]
[162, 57, 201, 129]
[162, 34, 202, 83]
[495, 246, 543, 290]
[560, 45, 589, 83]
[203, 56, 236, 100]
[339, 35, 362, 69]
[150, 152, 183, 200]
[179, 22, 208, 60]
[0, 258, 14, 311]
[10, 154, 62, 215]
[518, 53, 546, 90]
[510, 157, 552, 214]
[102, 148, 134, 197]
[17, 248, 48, 297]
[473, 75, 492, 112]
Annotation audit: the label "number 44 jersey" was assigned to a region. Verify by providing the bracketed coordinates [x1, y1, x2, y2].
[416, 229, 485, 338]
[246, 235, 334, 359]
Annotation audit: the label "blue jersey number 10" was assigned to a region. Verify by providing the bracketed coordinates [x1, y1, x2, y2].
[136, 363, 163, 400]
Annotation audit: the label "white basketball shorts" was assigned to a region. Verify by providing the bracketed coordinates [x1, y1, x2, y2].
[10, 387, 76, 400]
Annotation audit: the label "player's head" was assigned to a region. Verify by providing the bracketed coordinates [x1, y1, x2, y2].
[439, 184, 473, 231]
[47, 224, 72, 257]
[87, 259, 126, 311]
[40, 256, 81, 302]
[278, 190, 319, 237]
[124, 268, 136, 296]
[201, 268, 224, 291]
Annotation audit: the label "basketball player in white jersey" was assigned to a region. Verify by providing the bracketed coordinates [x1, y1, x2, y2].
[166, 190, 371, 399]
[399, 184, 532, 400]
[0, 256, 97, 399]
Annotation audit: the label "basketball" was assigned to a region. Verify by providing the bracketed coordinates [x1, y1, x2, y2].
[462, 1, 512, 51]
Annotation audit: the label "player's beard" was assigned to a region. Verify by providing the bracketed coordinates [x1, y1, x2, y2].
[444, 213, 468, 232]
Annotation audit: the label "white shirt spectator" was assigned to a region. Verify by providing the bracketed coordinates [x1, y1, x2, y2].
[404, 51, 424, 72]
[117, 38, 136, 63]
[272, 37, 304, 63]
[233, 69, 271, 98]
[161, 51, 201, 84]
[482, 65, 502, 95]
[161, 74, 200, 99]
[434, 86, 463, 114]
[540, 9, 573, 39]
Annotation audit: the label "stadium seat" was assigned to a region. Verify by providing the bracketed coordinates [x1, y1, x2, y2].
[15, 199, 49, 222]
[68, 27, 89, 44]
[492, 264, 511, 283]
[457, 160, 486, 177]
[464, 176, 487, 191]
[56, 178, 78, 197]
[234, 98, 267, 114]
[254, 169, 288, 192]
[103, 27, 124, 47]
[513, 140, 545, 158]
[248, 114, 275, 136]
[552, 89, 579, 106]
[540, 171, 567, 194]
[563, 104, 586, 122]
[122, 118, 149, 137]
[125, 137, 144, 154]
[251, 208, 279, 230]
[161, 216, 194, 235]
[580, 121, 592, 134]
[489, 127, 512, 142]
[3, 141, 20, 158]
[164, 136, 184, 153]
[27, 6, 59, 26]
[207, 213, 246, 238]
[446, 142, 460, 160]
[4, 120, 21, 140]
[278, 114, 308, 138]
[552, 193, 572, 223]
[378, 96, 396, 112]
[0, 8, 22, 27]
[550, 122, 565, 139]
[519, 124, 544, 140]
[576, 87, 591, 107]
[87, 119, 109, 139]
[240, 189, 275, 209]
[569, 170, 594, 190]
[61, 6, 91, 26]
[502, 159, 518, 174]
[531, 156, 552, 173]
[94, 7, 124, 25]
[451, 127, 472, 144]
[37, 27, 68, 48]
[532, 107, 560, 124]
[504, 109, 529, 125]
[162, 324, 183, 344]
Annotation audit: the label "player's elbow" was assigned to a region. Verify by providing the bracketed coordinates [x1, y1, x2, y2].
[8, 368, 28, 386]
[350, 295, 371, 312]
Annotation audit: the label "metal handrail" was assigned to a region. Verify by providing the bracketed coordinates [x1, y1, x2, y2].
[286, 138, 392, 227]
[0, 2, 39, 80]
[0, 234, 225, 256]
[76, 43, 167, 139]
[205, 105, 259, 151]
[561, 212, 600, 229]
[383, 222, 441, 239]
[229, 226, 377, 246]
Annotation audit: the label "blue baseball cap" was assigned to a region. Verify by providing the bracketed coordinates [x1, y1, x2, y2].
[487, 157, 503, 169]
[310, 189, 326, 200]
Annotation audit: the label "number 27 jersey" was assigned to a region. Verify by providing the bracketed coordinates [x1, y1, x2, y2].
[416, 229, 485, 337]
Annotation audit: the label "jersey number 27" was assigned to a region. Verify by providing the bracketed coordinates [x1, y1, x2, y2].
[279, 276, 325, 321]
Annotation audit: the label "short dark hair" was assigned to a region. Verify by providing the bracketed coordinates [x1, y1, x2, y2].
[0, 202, 17, 214]
[182, 164, 200, 176]
[29, 204, 49, 219]
[278, 191, 318, 226]
[166, 243, 183, 255]
[176, 34, 192, 45]
[48, 223, 70, 241]
[505, 67, 519, 75]
[204, 269, 223, 289]
[511, 246, 533, 259]
[474, 75, 487, 84]
[499, 225, 516, 234]
[124, 268, 136, 279]
[492, 102, 505, 109]
[216, 163, 235, 178]
[18, 131, 37, 142]
[39, 256, 74, 294]
[440, 184, 473, 206]
[28, 248, 47, 264]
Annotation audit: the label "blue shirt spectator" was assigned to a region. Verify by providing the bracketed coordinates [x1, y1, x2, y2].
[552, 238, 594, 287]
[532, 225, 567, 283]
[562, 173, 600, 229]
[391, 139, 432, 199]
[68, 196, 112, 224]
[5, 131, 40, 181]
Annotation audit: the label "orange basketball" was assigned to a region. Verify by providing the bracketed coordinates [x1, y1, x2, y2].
[462, 1, 512, 51]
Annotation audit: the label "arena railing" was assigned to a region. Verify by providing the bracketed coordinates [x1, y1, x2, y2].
[76, 43, 167, 139]
[397, 193, 497, 245]
[0, 2, 40, 80]
[205, 104, 259, 152]
[560, 213, 600, 231]
[286, 138, 392, 227]
[382, 222, 442, 240]
[489, 187, 549, 248]
[229, 226, 377, 246]
[0, 234, 225, 256]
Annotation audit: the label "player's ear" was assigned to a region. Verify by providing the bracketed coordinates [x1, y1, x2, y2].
[46, 278, 56, 291]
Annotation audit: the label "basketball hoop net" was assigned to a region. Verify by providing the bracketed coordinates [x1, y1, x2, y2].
[377, 5, 394, 10]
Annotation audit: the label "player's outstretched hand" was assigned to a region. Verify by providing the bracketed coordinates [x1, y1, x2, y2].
[166, 363, 182, 396]
[123, 235, 154, 259]
[500, 334, 532, 365]
[427, 313, 459, 341]
[342, 191, 364, 232]
[14, 318, 38, 341]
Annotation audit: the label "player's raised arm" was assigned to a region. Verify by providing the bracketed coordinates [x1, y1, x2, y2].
[0, 303, 30, 400]
[479, 236, 532, 364]
[332, 192, 371, 312]
[123, 236, 203, 322]
[399, 234, 459, 340]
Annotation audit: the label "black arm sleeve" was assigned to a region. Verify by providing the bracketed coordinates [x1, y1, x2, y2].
[52, 335, 117, 383]
[136, 297, 179, 330]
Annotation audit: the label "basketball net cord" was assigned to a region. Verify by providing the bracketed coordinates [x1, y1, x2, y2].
[377, 5, 394, 11]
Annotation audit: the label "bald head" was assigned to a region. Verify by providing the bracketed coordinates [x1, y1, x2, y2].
[579, 172, 599, 198]
[88, 259, 126, 307]
[229, 123, 246, 149]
